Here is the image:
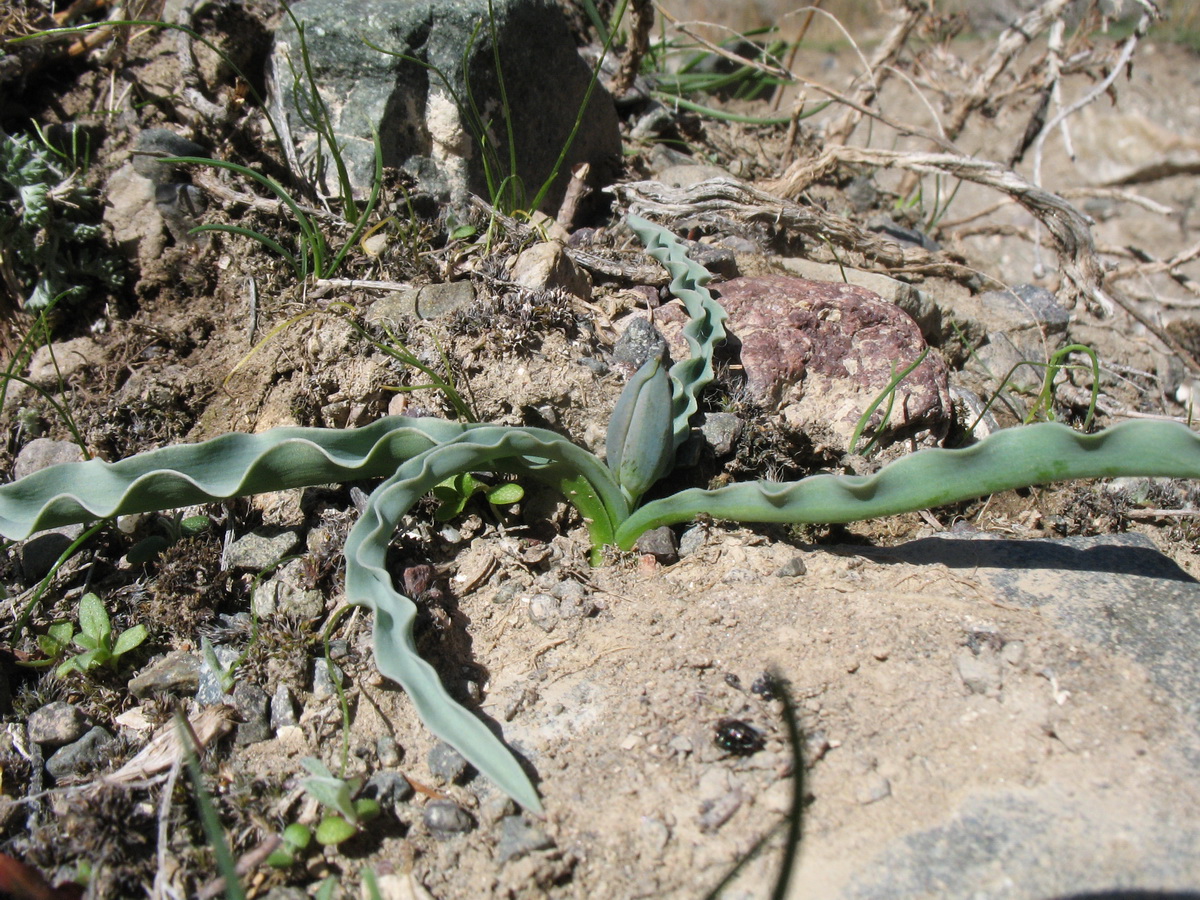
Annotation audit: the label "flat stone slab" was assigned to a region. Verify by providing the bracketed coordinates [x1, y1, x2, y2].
[820, 532, 1200, 898]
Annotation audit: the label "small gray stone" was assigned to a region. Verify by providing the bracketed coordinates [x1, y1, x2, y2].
[982, 283, 1071, 336]
[13, 438, 86, 480]
[311, 658, 344, 699]
[363, 770, 414, 812]
[20, 526, 85, 583]
[26, 337, 103, 389]
[699, 412, 743, 457]
[955, 647, 1003, 696]
[636, 526, 678, 565]
[509, 241, 592, 299]
[428, 742, 469, 783]
[612, 318, 668, 372]
[527, 593, 559, 633]
[376, 734, 402, 767]
[422, 799, 474, 836]
[255, 560, 327, 620]
[496, 814, 555, 863]
[224, 529, 301, 571]
[195, 644, 240, 706]
[233, 682, 272, 745]
[132, 129, 208, 184]
[45, 726, 113, 780]
[855, 772, 892, 805]
[366, 281, 477, 325]
[678, 526, 707, 558]
[775, 556, 808, 578]
[270, 684, 298, 731]
[128, 651, 202, 699]
[28, 701, 88, 747]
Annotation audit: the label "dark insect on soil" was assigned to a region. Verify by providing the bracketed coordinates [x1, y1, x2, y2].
[714, 718, 765, 756]
[750, 671, 780, 700]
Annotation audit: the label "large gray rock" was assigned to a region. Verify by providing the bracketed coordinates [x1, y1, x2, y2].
[270, 0, 620, 214]
[826, 532, 1200, 898]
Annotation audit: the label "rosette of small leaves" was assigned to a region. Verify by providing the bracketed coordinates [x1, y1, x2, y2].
[0, 129, 122, 310]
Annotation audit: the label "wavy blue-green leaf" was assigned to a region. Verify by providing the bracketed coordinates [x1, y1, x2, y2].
[626, 215, 729, 454]
[616, 420, 1200, 548]
[0, 417, 482, 539]
[344, 426, 632, 813]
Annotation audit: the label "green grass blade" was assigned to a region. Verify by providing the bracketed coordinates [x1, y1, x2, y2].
[190, 223, 301, 278]
[616, 420, 1200, 548]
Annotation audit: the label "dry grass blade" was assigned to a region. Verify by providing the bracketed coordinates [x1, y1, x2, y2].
[103, 705, 235, 785]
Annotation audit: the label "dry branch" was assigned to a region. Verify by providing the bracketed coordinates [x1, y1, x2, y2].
[769, 145, 1111, 312]
[612, 177, 976, 280]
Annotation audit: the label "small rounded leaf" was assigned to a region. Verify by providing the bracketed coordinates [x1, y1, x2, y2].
[282, 822, 312, 853]
[486, 483, 524, 506]
[112, 624, 148, 658]
[314, 815, 357, 846]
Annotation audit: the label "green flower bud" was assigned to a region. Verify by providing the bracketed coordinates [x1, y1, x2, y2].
[606, 353, 675, 504]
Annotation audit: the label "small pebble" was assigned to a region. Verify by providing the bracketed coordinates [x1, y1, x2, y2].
[311, 659, 344, 699]
[271, 684, 298, 731]
[363, 770, 414, 812]
[527, 593, 559, 632]
[128, 650, 202, 699]
[496, 815, 555, 863]
[28, 702, 88, 747]
[376, 735, 402, 767]
[233, 682, 271, 746]
[45, 726, 113, 780]
[775, 556, 808, 577]
[636, 526, 678, 565]
[428, 742, 470, 783]
[195, 644, 240, 706]
[422, 799, 474, 836]
[678, 525, 707, 558]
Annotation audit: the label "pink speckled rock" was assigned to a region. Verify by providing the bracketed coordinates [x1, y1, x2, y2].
[649, 275, 951, 453]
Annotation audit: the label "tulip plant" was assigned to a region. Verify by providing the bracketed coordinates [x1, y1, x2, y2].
[3, 217, 1199, 812]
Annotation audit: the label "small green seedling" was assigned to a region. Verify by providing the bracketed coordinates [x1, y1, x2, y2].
[56, 593, 148, 677]
[265, 822, 314, 868]
[432, 473, 524, 522]
[291, 757, 381, 850]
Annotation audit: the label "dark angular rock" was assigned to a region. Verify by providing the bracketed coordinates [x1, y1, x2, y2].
[428, 742, 469, 783]
[128, 650, 202, 699]
[636, 526, 678, 565]
[233, 682, 272, 745]
[422, 798, 474, 836]
[45, 726, 113, 780]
